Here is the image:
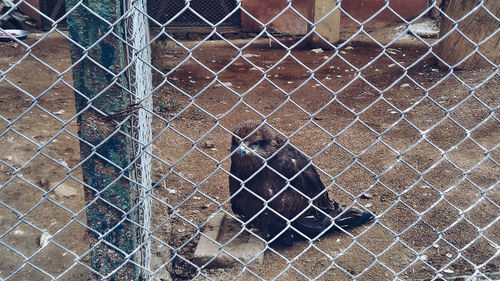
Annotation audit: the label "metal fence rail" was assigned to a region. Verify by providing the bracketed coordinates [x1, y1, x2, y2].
[0, 0, 498, 280]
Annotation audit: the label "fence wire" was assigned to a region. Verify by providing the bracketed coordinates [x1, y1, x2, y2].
[0, 0, 498, 281]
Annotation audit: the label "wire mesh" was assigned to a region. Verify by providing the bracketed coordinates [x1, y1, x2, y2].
[148, 0, 240, 27]
[0, 0, 498, 281]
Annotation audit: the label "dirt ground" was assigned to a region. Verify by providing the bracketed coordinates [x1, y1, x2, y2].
[0, 23, 499, 281]
[0, 33, 92, 280]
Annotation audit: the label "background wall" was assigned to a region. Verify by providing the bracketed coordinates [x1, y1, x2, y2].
[341, 0, 428, 28]
[241, 0, 313, 34]
[241, 0, 429, 34]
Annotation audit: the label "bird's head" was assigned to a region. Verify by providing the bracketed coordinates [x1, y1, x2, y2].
[231, 120, 280, 160]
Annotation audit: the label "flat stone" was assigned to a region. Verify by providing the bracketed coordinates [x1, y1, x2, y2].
[54, 183, 78, 198]
[150, 243, 173, 281]
[360, 193, 373, 199]
[193, 213, 265, 268]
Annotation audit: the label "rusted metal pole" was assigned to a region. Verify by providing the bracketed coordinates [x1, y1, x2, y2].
[65, 0, 138, 280]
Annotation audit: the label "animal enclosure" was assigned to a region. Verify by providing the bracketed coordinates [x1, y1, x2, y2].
[0, 1, 499, 281]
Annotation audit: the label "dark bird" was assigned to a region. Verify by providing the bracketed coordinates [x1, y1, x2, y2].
[0, 0, 37, 29]
[229, 120, 374, 246]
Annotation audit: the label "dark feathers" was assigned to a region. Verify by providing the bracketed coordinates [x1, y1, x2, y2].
[229, 120, 374, 246]
[1, 1, 37, 29]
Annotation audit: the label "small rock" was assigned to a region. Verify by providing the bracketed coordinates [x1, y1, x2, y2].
[445, 253, 453, 258]
[420, 255, 427, 261]
[340, 51, 347, 54]
[215, 82, 232, 88]
[249, 66, 263, 71]
[388, 63, 396, 68]
[243, 53, 260, 58]
[203, 141, 214, 149]
[433, 244, 439, 248]
[54, 183, 78, 198]
[39, 233, 50, 247]
[364, 203, 373, 208]
[400, 83, 410, 88]
[345, 46, 354, 50]
[323, 56, 329, 60]
[361, 193, 373, 199]
[53, 109, 65, 115]
[443, 269, 454, 274]
[311, 48, 324, 54]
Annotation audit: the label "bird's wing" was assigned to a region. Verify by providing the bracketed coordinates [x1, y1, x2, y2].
[229, 161, 246, 218]
[268, 144, 334, 211]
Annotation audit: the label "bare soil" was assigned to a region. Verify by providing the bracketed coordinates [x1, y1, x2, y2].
[0, 34, 92, 280]
[0, 26, 498, 281]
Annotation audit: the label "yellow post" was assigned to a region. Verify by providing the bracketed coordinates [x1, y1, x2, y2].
[310, 0, 341, 48]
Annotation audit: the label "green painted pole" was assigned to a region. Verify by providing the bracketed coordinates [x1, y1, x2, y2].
[65, 0, 138, 280]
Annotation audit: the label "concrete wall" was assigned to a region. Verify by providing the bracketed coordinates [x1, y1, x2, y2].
[18, 0, 42, 27]
[241, 0, 313, 34]
[341, 0, 428, 28]
[241, 0, 429, 34]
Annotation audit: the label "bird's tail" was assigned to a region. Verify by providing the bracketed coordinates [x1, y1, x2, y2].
[293, 207, 374, 239]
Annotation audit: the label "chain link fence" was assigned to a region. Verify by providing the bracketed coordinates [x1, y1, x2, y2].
[0, 0, 499, 280]
[148, 0, 240, 27]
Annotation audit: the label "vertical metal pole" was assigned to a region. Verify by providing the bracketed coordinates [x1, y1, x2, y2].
[65, 0, 138, 280]
[127, 0, 156, 279]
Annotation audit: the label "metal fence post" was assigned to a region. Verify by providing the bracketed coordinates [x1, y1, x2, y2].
[65, 0, 138, 280]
